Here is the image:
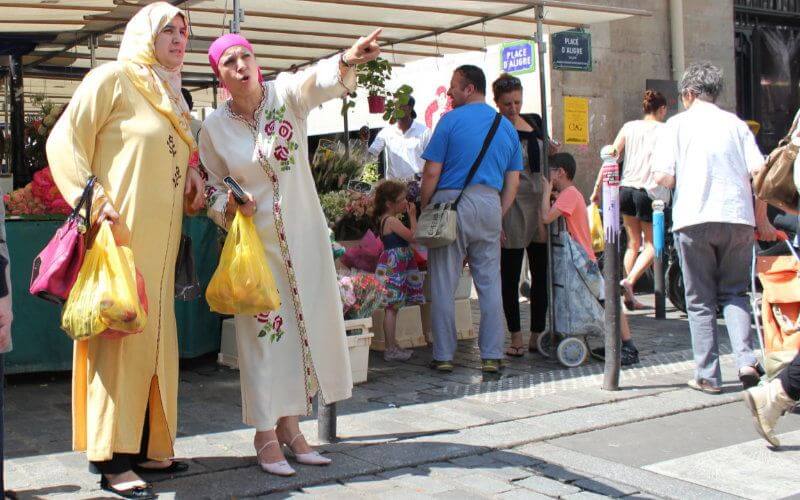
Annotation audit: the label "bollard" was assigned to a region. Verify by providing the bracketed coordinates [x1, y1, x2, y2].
[600, 146, 621, 391]
[652, 200, 666, 319]
[317, 400, 337, 443]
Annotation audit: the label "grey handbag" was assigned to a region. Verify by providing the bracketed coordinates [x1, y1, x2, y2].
[415, 113, 502, 248]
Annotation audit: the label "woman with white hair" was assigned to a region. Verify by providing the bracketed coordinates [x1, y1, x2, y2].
[653, 61, 777, 395]
[47, 2, 204, 497]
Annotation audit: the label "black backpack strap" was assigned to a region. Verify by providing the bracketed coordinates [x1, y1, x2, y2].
[453, 112, 503, 208]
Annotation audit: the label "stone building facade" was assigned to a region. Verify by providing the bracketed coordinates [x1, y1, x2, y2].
[551, 0, 735, 193]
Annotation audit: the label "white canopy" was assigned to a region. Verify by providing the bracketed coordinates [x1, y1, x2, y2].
[2, 0, 650, 114]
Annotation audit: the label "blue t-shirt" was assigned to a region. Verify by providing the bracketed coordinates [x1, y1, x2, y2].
[422, 102, 523, 192]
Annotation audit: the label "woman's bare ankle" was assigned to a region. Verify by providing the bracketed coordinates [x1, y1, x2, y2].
[106, 470, 146, 487]
[254, 429, 285, 463]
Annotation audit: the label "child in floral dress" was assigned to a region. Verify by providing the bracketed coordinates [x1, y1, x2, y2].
[373, 180, 424, 361]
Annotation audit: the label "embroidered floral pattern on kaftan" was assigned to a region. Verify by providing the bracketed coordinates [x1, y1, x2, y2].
[263, 105, 300, 172]
[255, 312, 285, 343]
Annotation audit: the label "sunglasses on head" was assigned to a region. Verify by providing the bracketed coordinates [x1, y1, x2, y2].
[496, 77, 522, 90]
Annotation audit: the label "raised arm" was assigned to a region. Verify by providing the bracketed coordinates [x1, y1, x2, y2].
[276, 29, 382, 117]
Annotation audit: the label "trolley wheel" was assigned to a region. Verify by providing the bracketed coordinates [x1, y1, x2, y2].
[536, 331, 559, 358]
[556, 337, 589, 368]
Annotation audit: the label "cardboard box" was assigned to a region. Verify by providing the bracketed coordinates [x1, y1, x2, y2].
[421, 299, 476, 343]
[370, 305, 426, 351]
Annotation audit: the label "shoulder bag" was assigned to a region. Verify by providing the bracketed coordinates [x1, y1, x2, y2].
[754, 113, 800, 214]
[415, 113, 502, 248]
[30, 176, 96, 304]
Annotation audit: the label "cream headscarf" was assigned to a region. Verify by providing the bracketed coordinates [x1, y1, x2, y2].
[118, 2, 196, 151]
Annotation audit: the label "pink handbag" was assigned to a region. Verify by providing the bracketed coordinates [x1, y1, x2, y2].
[29, 176, 95, 304]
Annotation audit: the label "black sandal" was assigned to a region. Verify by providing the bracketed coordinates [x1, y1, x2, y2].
[100, 475, 156, 499]
[133, 460, 189, 475]
[505, 346, 526, 357]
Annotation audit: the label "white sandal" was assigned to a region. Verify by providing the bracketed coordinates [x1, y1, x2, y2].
[282, 433, 332, 466]
[256, 439, 296, 476]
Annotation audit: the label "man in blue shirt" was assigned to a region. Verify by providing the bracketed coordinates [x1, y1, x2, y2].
[420, 65, 522, 373]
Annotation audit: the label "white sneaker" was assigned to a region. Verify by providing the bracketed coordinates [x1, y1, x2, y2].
[384, 347, 412, 361]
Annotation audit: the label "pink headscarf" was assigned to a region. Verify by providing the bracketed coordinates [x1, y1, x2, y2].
[207, 33, 264, 85]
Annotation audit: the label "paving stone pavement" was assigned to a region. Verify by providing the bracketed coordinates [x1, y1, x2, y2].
[4, 294, 757, 499]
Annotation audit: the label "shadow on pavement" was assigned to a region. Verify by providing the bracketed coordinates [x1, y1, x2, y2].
[144, 443, 633, 499]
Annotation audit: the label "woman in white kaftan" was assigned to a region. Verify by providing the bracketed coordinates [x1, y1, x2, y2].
[199, 31, 383, 476]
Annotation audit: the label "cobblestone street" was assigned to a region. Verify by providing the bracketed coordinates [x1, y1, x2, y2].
[8, 295, 791, 499]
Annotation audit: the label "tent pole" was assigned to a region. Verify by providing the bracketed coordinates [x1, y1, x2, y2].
[89, 35, 97, 69]
[212, 78, 218, 109]
[9, 54, 26, 189]
[3, 77, 8, 173]
[343, 97, 350, 159]
[231, 0, 242, 33]
[535, 5, 556, 357]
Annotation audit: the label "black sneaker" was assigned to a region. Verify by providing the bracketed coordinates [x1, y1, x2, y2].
[621, 344, 639, 366]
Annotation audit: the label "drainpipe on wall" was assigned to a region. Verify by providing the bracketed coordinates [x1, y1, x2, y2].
[669, 0, 685, 81]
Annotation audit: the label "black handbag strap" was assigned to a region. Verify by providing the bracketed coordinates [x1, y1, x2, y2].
[70, 176, 96, 224]
[453, 112, 503, 208]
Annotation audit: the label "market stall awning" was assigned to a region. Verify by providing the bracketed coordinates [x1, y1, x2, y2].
[2, 0, 651, 111]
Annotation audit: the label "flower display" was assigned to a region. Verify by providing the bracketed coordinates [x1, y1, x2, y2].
[21, 97, 65, 175]
[5, 167, 71, 216]
[320, 191, 350, 226]
[312, 138, 373, 195]
[339, 272, 386, 320]
[338, 275, 356, 309]
[344, 191, 373, 218]
[333, 190, 375, 240]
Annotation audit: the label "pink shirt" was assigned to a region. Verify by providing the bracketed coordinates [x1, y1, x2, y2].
[553, 186, 596, 262]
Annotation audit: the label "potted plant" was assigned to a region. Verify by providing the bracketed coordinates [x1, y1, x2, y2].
[357, 58, 392, 114]
[382, 84, 414, 123]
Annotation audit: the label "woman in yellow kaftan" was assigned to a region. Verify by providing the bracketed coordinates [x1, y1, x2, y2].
[46, 3, 204, 497]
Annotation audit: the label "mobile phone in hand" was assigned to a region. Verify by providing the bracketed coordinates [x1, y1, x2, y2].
[223, 176, 247, 205]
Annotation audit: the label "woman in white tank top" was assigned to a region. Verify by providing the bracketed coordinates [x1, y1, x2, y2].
[591, 90, 667, 311]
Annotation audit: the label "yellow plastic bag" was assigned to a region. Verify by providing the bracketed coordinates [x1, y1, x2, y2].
[206, 211, 281, 314]
[61, 222, 148, 341]
[589, 203, 605, 253]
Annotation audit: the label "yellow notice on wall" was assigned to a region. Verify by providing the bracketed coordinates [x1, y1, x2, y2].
[564, 96, 589, 145]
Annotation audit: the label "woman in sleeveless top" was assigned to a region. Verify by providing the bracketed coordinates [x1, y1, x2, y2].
[591, 90, 667, 311]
